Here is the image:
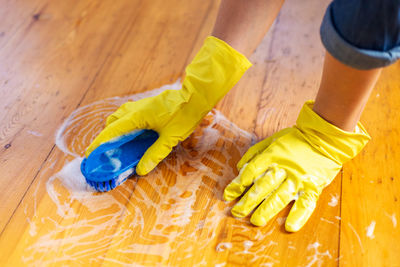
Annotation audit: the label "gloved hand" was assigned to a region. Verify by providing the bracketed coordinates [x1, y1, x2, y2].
[85, 36, 252, 175]
[223, 100, 370, 232]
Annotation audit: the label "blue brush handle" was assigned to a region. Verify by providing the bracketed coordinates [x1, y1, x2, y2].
[81, 129, 158, 185]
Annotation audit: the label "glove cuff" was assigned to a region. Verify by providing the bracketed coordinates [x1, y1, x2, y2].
[296, 100, 371, 164]
[182, 36, 252, 109]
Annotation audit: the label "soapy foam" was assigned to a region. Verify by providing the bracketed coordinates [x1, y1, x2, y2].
[24, 81, 260, 265]
[366, 221, 376, 239]
[19, 81, 337, 266]
[328, 194, 339, 207]
[243, 240, 254, 254]
[347, 222, 364, 253]
[215, 242, 232, 252]
[320, 218, 335, 225]
[276, 217, 286, 226]
[385, 212, 397, 228]
[103, 148, 122, 172]
[27, 130, 43, 137]
[304, 241, 332, 267]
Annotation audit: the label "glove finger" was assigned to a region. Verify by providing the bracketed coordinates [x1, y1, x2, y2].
[231, 165, 287, 217]
[136, 134, 179, 176]
[106, 95, 158, 126]
[106, 101, 138, 126]
[85, 113, 145, 157]
[237, 128, 293, 170]
[250, 177, 298, 227]
[285, 189, 319, 232]
[223, 156, 271, 202]
[237, 139, 272, 170]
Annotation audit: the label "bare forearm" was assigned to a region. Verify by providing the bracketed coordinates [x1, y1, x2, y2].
[212, 0, 285, 57]
[313, 52, 382, 132]
[212, 2, 381, 132]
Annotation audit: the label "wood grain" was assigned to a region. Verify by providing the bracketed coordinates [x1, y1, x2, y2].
[340, 63, 400, 266]
[0, 0, 399, 266]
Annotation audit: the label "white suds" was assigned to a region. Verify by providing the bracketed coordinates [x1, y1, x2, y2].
[366, 221, 376, 239]
[276, 217, 286, 226]
[328, 194, 339, 207]
[115, 168, 134, 185]
[385, 212, 397, 228]
[27, 218, 37, 236]
[347, 222, 364, 253]
[104, 148, 122, 172]
[304, 242, 332, 267]
[19, 80, 326, 266]
[243, 240, 253, 249]
[41, 95, 257, 265]
[50, 157, 95, 193]
[27, 130, 43, 137]
[266, 240, 278, 247]
[243, 240, 254, 254]
[216, 242, 232, 252]
[320, 218, 335, 225]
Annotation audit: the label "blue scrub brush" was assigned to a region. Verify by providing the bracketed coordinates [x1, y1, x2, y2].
[80, 129, 158, 192]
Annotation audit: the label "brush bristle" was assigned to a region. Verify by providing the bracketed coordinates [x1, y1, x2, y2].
[84, 177, 127, 192]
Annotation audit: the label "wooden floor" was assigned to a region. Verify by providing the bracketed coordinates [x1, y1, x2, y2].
[1, 0, 399, 266]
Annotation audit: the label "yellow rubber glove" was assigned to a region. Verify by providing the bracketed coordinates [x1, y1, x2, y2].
[85, 36, 252, 175]
[223, 100, 371, 232]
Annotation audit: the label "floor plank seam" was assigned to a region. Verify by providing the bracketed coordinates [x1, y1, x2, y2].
[0, 0, 145, 236]
[0, 145, 56, 237]
[337, 168, 343, 266]
[253, 12, 282, 138]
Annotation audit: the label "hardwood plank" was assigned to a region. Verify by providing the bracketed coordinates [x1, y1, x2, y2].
[0, 0, 213, 232]
[0, 0, 145, 230]
[340, 62, 400, 266]
[0, 0, 216, 263]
